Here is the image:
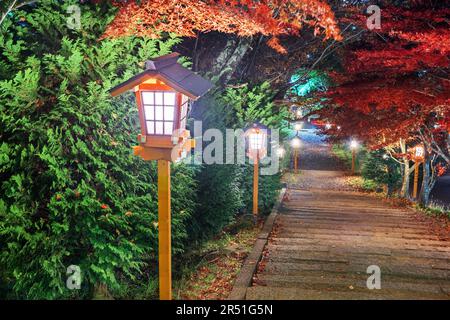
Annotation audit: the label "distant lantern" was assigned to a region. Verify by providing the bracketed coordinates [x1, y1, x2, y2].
[415, 146, 424, 158]
[291, 136, 301, 149]
[110, 53, 212, 161]
[350, 139, 359, 174]
[294, 122, 303, 131]
[244, 122, 270, 222]
[350, 139, 359, 150]
[276, 146, 286, 158]
[245, 122, 269, 160]
[414, 145, 425, 162]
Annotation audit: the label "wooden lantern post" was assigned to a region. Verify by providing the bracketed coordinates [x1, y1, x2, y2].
[350, 140, 359, 174]
[246, 123, 268, 222]
[291, 136, 301, 174]
[351, 149, 356, 174]
[157, 160, 171, 299]
[253, 154, 259, 217]
[110, 53, 212, 300]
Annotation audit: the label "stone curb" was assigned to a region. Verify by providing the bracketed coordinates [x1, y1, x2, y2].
[227, 187, 286, 300]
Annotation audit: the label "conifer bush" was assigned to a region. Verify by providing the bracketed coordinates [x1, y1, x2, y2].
[0, 1, 196, 299]
[0, 1, 288, 299]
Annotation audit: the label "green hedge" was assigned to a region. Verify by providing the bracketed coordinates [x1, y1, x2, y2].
[0, 1, 285, 299]
[0, 1, 196, 299]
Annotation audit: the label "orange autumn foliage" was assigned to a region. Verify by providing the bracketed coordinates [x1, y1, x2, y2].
[101, 0, 341, 53]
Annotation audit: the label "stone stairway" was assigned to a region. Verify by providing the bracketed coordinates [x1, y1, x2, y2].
[247, 185, 450, 300]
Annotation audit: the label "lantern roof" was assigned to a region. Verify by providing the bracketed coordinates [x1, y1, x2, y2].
[110, 53, 213, 100]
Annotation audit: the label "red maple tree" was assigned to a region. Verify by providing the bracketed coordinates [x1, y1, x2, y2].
[322, 6, 449, 145]
[101, 0, 342, 53]
[318, 4, 449, 203]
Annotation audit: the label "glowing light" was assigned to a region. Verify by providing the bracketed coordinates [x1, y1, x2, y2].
[142, 91, 177, 136]
[337, 126, 341, 130]
[350, 140, 359, 150]
[249, 130, 265, 150]
[291, 137, 301, 149]
[325, 123, 332, 130]
[415, 146, 424, 158]
[294, 122, 302, 131]
[276, 147, 286, 158]
[382, 154, 389, 160]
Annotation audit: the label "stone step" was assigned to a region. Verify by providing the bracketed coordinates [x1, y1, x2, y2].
[264, 251, 450, 271]
[265, 243, 450, 260]
[270, 237, 450, 252]
[269, 232, 448, 247]
[278, 214, 424, 225]
[261, 261, 450, 280]
[276, 225, 435, 237]
[278, 224, 439, 241]
[246, 286, 449, 300]
[254, 273, 450, 295]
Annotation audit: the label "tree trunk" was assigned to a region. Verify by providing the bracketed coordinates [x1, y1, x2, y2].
[418, 137, 440, 206]
[210, 36, 252, 85]
[399, 139, 410, 198]
[419, 157, 431, 206]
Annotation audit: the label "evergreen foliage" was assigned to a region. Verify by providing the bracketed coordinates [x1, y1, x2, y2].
[0, 1, 195, 299]
[361, 150, 402, 196]
[0, 1, 285, 299]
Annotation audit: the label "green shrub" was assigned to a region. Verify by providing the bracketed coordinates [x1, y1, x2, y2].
[240, 164, 281, 215]
[0, 1, 195, 299]
[361, 150, 402, 196]
[220, 81, 291, 137]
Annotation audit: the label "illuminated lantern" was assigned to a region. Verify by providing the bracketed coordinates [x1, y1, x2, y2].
[244, 122, 269, 220]
[350, 139, 359, 150]
[350, 139, 359, 174]
[412, 144, 425, 199]
[291, 136, 301, 149]
[276, 146, 286, 158]
[415, 145, 424, 161]
[293, 122, 303, 132]
[110, 52, 212, 161]
[245, 122, 269, 160]
[110, 53, 212, 301]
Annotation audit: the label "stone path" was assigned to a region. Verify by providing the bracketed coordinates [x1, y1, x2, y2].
[248, 178, 450, 299]
[246, 126, 450, 300]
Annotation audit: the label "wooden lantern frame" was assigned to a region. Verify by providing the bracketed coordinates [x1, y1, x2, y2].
[109, 53, 212, 301]
[110, 53, 212, 161]
[245, 122, 269, 160]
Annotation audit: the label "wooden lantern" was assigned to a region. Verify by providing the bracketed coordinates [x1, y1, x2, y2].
[245, 122, 269, 160]
[110, 53, 212, 161]
[109, 53, 212, 300]
[244, 122, 269, 220]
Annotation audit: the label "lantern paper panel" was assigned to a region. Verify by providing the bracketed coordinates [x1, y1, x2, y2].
[249, 131, 265, 150]
[415, 146, 424, 158]
[179, 94, 190, 132]
[142, 91, 177, 136]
